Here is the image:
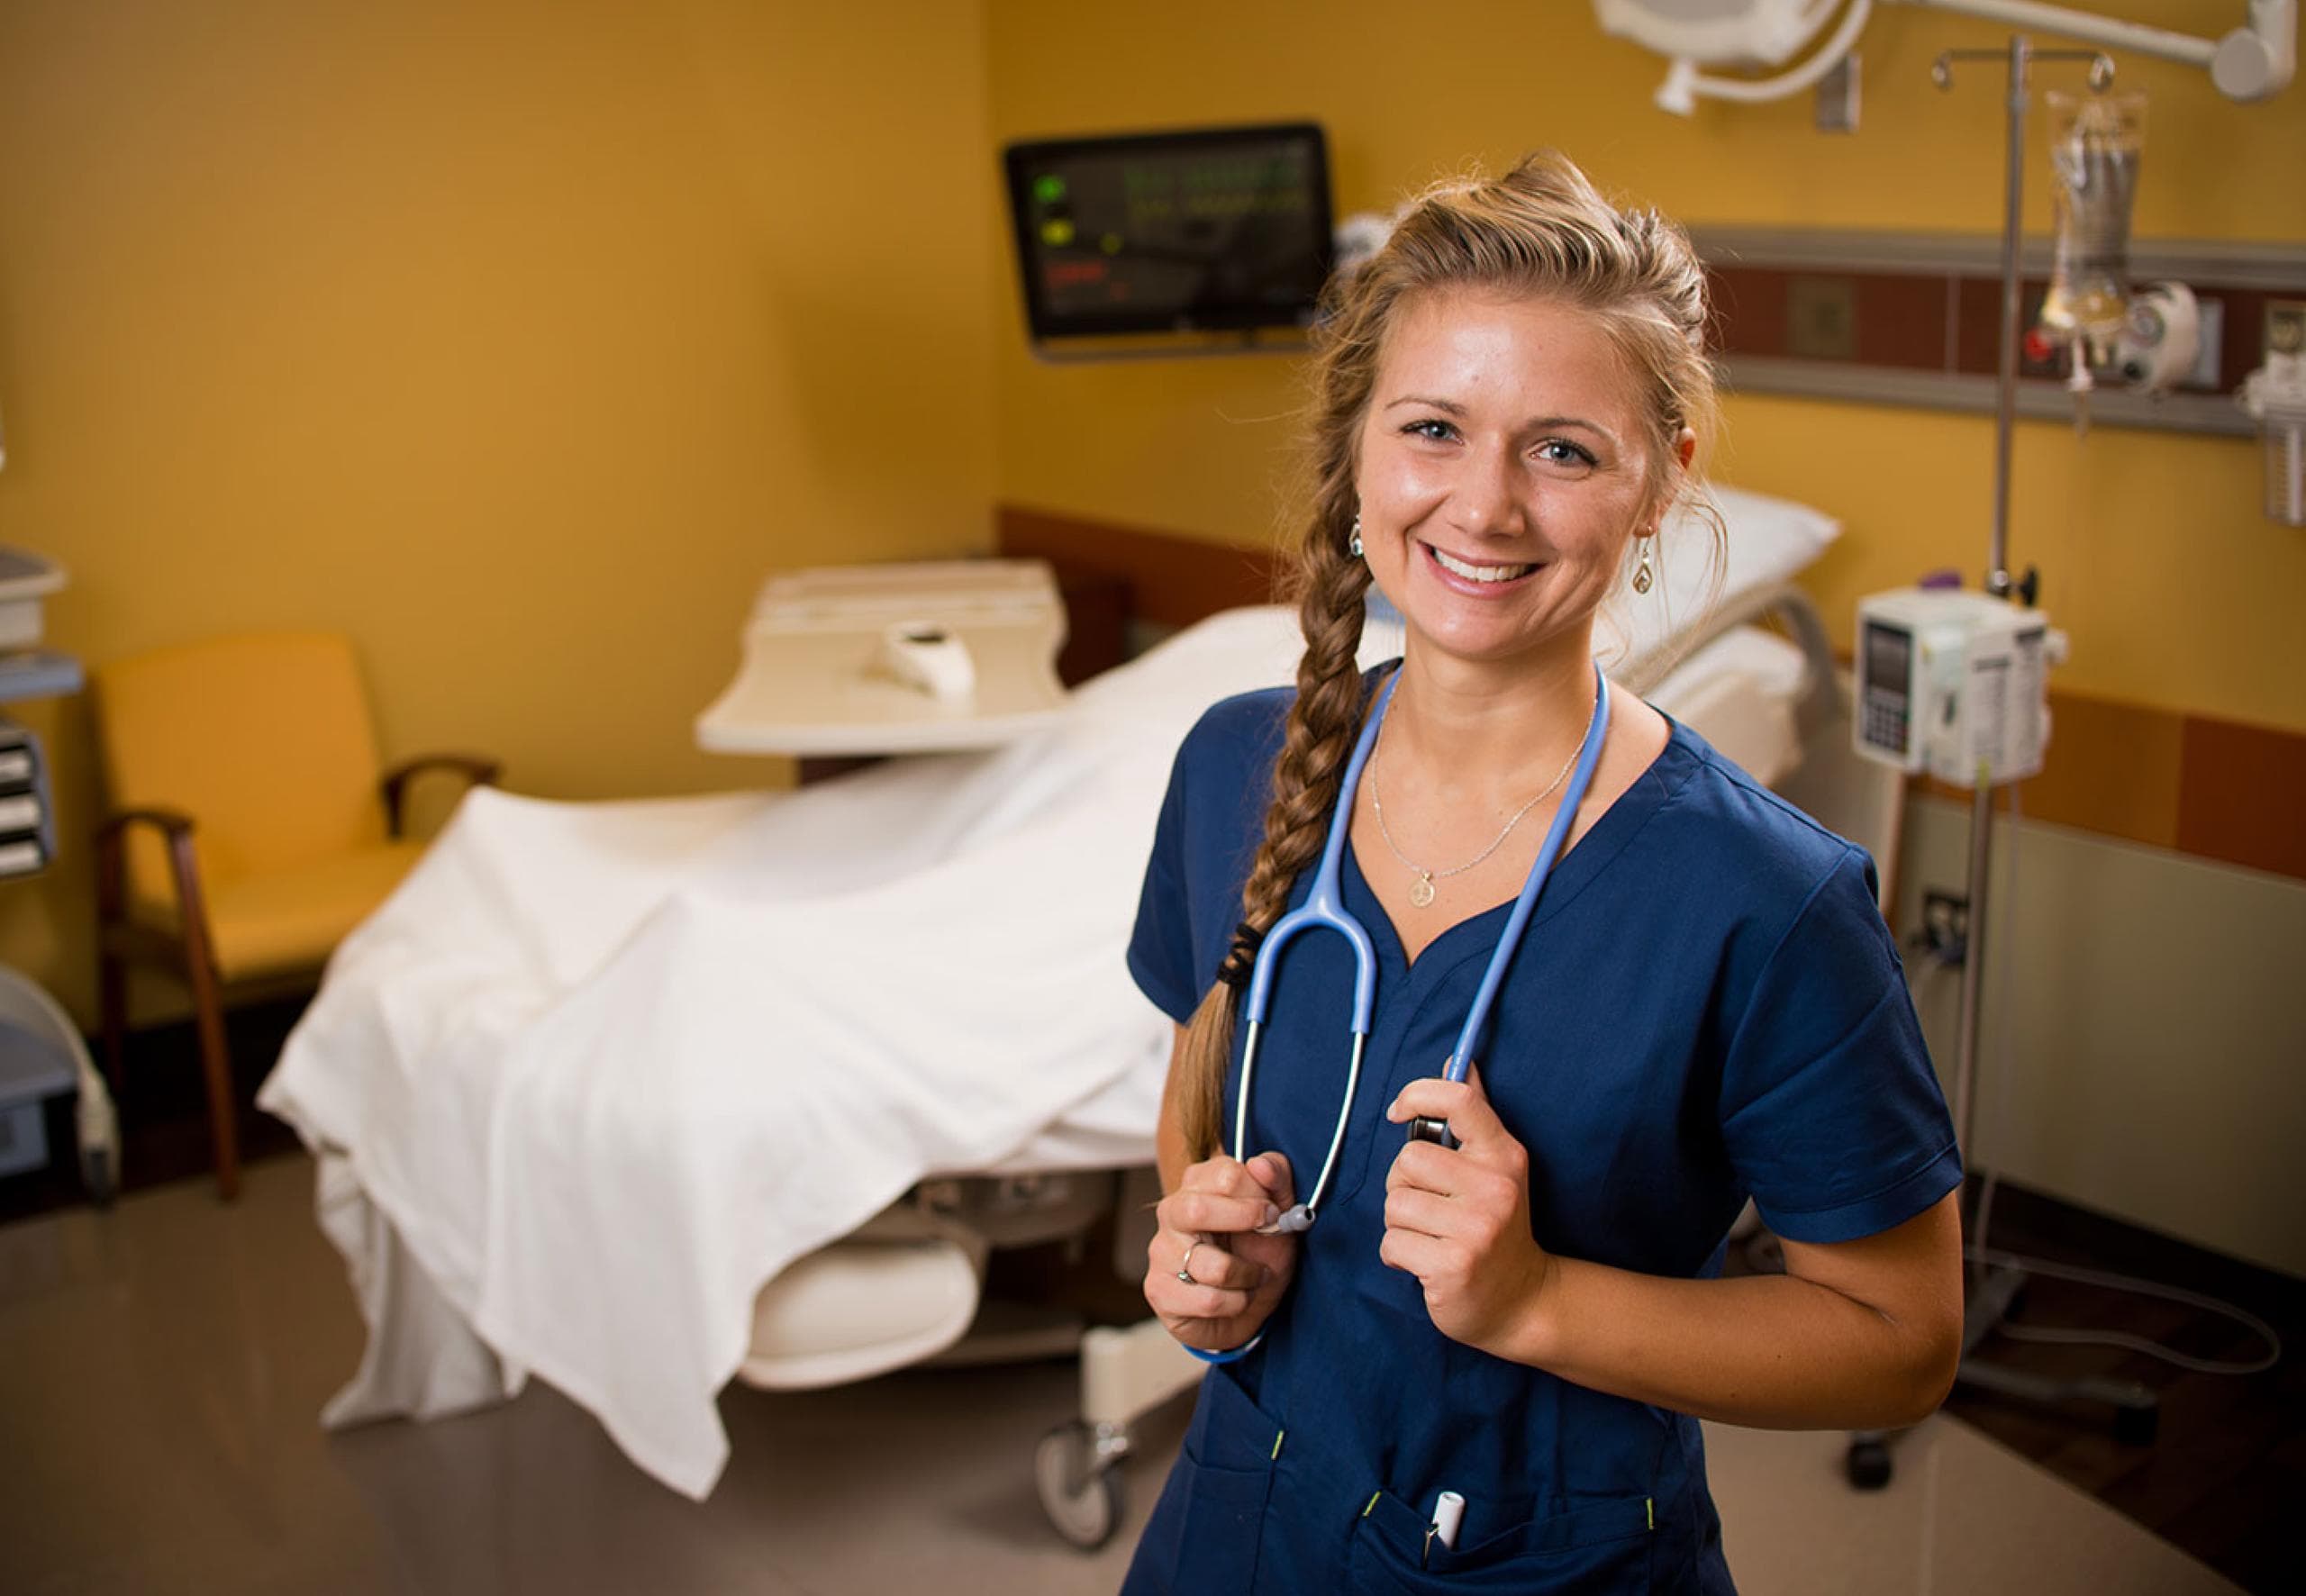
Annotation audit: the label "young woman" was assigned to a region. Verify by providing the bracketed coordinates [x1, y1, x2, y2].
[1123, 154, 1963, 1593]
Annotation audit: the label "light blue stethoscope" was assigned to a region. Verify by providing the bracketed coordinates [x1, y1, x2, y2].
[1238, 665, 1613, 1234]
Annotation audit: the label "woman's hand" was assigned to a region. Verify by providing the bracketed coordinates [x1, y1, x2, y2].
[1381, 1069, 1557, 1356]
[1144, 1152, 1298, 1354]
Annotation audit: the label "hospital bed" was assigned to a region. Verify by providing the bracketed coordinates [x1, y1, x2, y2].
[258, 485, 1896, 1541]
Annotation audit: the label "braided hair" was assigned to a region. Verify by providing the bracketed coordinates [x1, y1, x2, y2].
[1174, 151, 1721, 1161]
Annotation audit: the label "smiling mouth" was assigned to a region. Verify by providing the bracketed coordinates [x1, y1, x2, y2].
[1425, 544, 1536, 585]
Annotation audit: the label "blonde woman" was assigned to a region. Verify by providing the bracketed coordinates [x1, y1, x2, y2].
[1124, 154, 1962, 1593]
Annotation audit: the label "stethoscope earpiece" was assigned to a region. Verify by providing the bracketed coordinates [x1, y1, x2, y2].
[1260, 1205, 1317, 1236]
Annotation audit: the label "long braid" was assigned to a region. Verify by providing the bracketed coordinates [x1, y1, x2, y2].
[1175, 512, 1371, 1161]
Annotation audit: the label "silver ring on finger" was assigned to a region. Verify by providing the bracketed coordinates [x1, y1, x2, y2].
[1176, 1240, 1202, 1285]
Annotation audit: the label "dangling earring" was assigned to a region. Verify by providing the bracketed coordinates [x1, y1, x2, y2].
[1348, 512, 1364, 559]
[1631, 535, 1655, 594]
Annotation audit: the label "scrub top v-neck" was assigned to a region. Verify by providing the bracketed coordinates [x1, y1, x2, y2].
[1124, 676, 1960, 1595]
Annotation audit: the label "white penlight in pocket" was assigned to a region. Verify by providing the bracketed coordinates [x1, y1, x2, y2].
[1853, 589, 2066, 786]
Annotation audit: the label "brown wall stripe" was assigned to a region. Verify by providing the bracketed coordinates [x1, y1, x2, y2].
[998, 503, 1282, 628]
[1709, 263, 2294, 400]
[2175, 716, 2306, 882]
[999, 503, 2304, 885]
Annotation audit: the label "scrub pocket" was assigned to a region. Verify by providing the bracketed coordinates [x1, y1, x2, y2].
[1125, 1369, 1284, 1595]
[1345, 1487, 1656, 1593]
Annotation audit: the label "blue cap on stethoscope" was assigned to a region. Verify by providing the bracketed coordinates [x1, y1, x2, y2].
[1235, 665, 1613, 1233]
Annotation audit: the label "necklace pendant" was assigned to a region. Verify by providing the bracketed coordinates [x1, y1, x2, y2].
[1410, 874, 1435, 909]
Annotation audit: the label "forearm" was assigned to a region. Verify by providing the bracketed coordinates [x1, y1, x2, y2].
[1497, 1256, 1958, 1430]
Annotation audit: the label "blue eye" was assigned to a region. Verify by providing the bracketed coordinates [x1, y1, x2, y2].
[1401, 418, 1457, 441]
[1536, 439, 1598, 468]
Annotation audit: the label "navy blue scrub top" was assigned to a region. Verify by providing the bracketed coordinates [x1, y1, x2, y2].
[1122, 680, 1961, 1595]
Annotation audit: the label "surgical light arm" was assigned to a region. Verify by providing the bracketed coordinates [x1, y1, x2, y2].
[1892, 0, 2293, 100]
[1648, 0, 1878, 114]
[1621, 1, 2294, 113]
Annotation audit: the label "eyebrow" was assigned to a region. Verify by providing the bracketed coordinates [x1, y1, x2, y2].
[1384, 395, 1617, 442]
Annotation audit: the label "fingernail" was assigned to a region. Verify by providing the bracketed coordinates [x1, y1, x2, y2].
[1261, 1203, 1280, 1228]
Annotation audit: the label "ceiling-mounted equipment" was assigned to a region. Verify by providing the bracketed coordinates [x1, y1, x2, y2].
[1594, 0, 1846, 64]
[1595, 1, 2295, 113]
[1597, 0, 1876, 112]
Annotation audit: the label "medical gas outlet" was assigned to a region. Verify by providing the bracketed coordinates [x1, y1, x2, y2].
[1853, 589, 2067, 786]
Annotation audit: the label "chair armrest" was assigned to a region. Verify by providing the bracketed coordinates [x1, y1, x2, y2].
[380, 754, 502, 838]
[95, 806, 197, 846]
[94, 809, 215, 963]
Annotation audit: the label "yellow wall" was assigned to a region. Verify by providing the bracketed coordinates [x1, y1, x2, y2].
[0, 3, 2297, 1047]
[986, 0, 2306, 730]
[0, 0, 999, 1019]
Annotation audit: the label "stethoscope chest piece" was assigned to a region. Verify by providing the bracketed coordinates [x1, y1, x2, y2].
[1404, 1113, 1457, 1149]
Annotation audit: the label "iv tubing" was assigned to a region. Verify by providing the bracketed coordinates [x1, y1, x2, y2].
[1986, 34, 2026, 599]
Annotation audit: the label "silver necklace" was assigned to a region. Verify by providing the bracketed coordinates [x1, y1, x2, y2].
[1369, 690, 1602, 909]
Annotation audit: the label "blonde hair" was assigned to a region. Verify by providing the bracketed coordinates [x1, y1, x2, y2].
[1176, 150, 1722, 1162]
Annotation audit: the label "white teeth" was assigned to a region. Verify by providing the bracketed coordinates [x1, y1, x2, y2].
[1430, 547, 1533, 584]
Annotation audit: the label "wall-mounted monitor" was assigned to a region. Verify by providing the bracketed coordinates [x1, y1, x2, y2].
[1003, 122, 1333, 342]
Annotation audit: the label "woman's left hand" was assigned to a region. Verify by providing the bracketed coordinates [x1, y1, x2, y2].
[1381, 1067, 1556, 1356]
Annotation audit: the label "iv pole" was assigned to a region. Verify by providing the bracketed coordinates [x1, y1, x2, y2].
[1872, 34, 2158, 1485]
[1935, 34, 2084, 1200]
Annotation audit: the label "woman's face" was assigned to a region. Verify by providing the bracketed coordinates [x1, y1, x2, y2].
[1354, 288, 1663, 674]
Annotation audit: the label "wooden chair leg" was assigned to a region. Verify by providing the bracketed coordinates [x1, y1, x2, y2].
[185, 955, 240, 1202]
[97, 944, 128, 1100]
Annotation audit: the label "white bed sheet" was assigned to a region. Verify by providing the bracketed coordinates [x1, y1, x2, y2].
[261, 607, 1333, 1499]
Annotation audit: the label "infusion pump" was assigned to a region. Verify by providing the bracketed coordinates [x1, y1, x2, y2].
[1853, 589, 2068, 786]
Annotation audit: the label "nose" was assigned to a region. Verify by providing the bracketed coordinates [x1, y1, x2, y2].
[1448, 440, 1524, 540]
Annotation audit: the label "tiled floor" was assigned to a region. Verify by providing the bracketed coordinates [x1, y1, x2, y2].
[1, 1155, 2245, 1595]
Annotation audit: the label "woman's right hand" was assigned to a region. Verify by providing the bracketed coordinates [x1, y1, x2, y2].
[1144, 1151, 1298, 1354]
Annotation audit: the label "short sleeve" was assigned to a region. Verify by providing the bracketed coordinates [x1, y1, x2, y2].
[1128, 738, 1205, 1025]
[1720, 848, 1962, 1244]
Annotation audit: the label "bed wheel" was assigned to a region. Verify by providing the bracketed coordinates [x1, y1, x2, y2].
[1845, 1436, 1893, 1491]
[1036, 1419, 1124, 1548]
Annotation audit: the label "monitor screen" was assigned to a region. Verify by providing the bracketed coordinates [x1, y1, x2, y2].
[1003, 122, 1333, 340]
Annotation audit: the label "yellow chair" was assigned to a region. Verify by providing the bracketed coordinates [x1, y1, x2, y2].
[91, 631, 498, 1199]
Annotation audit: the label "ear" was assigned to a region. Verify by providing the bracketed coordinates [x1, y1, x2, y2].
[1645, 427, 1700, 530]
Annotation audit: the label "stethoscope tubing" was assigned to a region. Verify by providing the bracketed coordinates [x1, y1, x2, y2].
[1240, 671, 1399, 1034]
[1444, 671, 1612, 1080]
[1232, 663, 1612, 1230]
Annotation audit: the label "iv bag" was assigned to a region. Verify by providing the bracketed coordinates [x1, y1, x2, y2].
[2039, 90, 2145, 360]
